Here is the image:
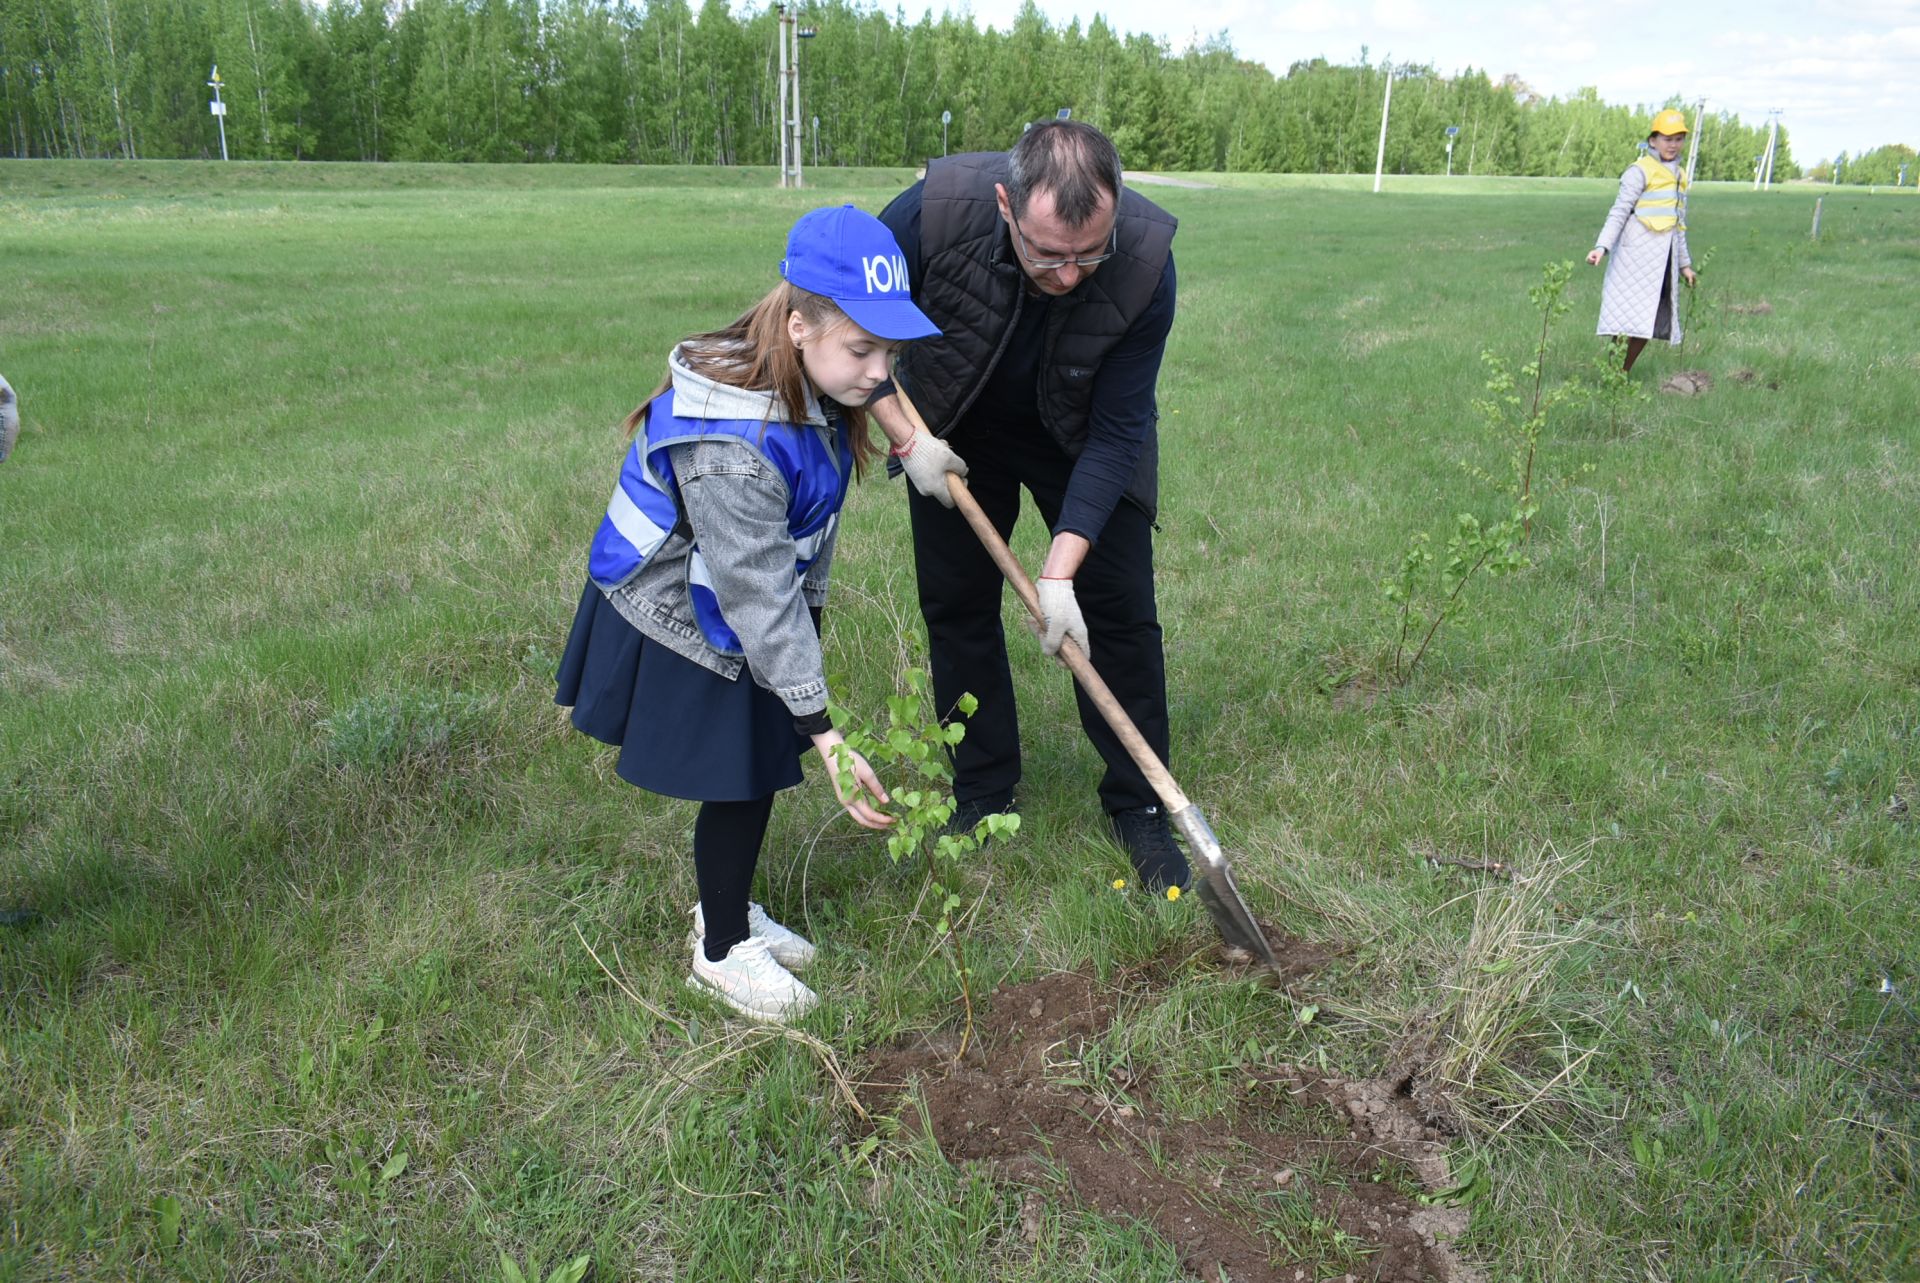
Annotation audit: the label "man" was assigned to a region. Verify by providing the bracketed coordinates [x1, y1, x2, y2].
[868, 119, 1188, 890]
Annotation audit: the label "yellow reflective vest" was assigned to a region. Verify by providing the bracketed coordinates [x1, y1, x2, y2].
[1632, 156, 1688, 232]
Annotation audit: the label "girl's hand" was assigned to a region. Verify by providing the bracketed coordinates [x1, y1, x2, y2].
[812, 732, 894, 830]
[1586, 248, 1606, 266]
[1681, 266, 1699, 287]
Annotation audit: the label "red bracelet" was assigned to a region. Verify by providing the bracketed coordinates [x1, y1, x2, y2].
[889, 436, 916, 459]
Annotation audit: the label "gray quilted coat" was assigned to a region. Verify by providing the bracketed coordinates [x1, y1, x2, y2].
[1593, 159, 1692, 344]
[0, 374, 17, 463]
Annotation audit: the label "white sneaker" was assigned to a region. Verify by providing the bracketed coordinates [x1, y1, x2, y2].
[689, 901, 817, 970]
[686, 937, 818, 1024]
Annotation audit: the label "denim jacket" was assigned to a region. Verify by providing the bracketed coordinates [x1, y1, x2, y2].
[601, 347, 844, 718]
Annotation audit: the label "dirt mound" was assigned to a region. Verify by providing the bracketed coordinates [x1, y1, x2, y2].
[1727, 300, 1774, 315]
[1729, 367, 1781, 391]
[858, 943, 1482, 1283]
[1660, 370, 1714, 396]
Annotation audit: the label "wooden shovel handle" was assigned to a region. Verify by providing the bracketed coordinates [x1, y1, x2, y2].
[888, 384, 1190, 813]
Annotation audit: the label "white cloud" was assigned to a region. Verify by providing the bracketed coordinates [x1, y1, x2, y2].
[1268, 2, 1345, 35]
[1538, 40, 1602, 65]
[1369, 0, 1437, 29]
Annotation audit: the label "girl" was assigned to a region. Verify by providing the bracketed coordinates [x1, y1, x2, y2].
[556, 206, 939, 1024]
[1588, 108, 1700, 373]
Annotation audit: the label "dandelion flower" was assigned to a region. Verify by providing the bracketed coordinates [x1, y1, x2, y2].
[1111, 878, 1127, 891]
[1166, 886, 1182, 902]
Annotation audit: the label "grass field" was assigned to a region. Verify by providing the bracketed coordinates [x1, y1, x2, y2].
[2, 160, 1916, 1282]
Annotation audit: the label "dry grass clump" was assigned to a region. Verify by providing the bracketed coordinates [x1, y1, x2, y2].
[1395, 847, 1611, 1138]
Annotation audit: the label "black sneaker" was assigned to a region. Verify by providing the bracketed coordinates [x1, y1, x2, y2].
[1109, 805, 1191, 892]
[944, 790, 1016, 843]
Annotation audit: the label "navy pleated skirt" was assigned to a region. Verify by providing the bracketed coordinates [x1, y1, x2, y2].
[555, 581, 809, 801]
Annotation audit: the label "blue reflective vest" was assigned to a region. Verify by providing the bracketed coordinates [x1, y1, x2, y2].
[587, 390, 851, 656]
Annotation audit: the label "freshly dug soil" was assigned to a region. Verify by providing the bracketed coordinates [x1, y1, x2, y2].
[857, 936, 1482, 1283]
[1659, 370, 1714, 396]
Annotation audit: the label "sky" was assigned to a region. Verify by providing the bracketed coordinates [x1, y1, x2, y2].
[950, 0, 1920, 164]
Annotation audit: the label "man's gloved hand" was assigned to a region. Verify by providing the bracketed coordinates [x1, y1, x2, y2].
[1037, 577, 1089, 659]
[893, 431, 968, 508]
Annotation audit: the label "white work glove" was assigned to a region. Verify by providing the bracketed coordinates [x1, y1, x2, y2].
[893, 431, 968, 508]
[0, 374, 17, 464]
[1036, 577, 1089, 659]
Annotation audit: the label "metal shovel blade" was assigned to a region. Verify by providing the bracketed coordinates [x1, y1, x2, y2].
[1170, 803, 1283, 975]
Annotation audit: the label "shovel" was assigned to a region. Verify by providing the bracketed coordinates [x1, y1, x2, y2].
[889, 391, 1283, 977]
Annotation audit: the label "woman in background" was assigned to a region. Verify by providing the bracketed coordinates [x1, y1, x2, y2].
[1588, 108, 1700, 373]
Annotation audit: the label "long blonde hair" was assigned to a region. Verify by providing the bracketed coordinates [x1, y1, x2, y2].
[623, 283, 883, 478]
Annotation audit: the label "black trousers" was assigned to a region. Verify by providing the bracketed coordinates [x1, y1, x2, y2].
[906, 425, 1169, 815]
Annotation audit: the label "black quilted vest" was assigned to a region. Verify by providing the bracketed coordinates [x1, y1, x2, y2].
[896, 153, 1178, 518]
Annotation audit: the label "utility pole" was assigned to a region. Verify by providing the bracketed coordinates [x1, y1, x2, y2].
[794, 24, 814, 188]
[941, 109, 951, 157]
[207, 65, 229, 161]
[1372, 65, 1392, 194]
[1760, 109, 1781, 190]
[776, 7, 789, 187]
[774, 9, 814, 188]
[1684, 98, 1704, 182]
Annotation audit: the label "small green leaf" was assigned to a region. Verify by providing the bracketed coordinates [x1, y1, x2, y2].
[1295, 1004, 1319, 1026]
[1418, 1154, 1491, 1207]
[500, 1252, 529, 1283]
[546, 1256, 593, 1283]
[154, 1195, 183, 1251]
[955, 692, 979, 717]
[378, 1151, 409, 1185]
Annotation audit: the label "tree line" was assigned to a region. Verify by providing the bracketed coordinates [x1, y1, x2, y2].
[3, 0, 1819, 179]
[1808, 143, 1916, 186]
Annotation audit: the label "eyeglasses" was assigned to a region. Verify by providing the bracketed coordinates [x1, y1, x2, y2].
[1008, 213, 1116, 271]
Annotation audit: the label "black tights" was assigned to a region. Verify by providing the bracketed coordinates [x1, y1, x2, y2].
[694, 794, 775, 962]
[1624, 264, 1676, 374]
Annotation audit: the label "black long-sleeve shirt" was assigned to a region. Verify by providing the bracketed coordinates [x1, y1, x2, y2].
[878, 180, 1176, 544]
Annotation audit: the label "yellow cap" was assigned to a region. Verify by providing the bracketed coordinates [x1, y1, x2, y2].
[1649, 108, 1690, 137]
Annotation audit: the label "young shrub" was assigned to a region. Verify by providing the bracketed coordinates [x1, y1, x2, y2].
[829, 669, 1018, 1056]
[1381, 261, 1597, 682]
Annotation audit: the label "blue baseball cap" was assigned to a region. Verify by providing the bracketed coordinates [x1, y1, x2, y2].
[781, 205, 940, 341]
